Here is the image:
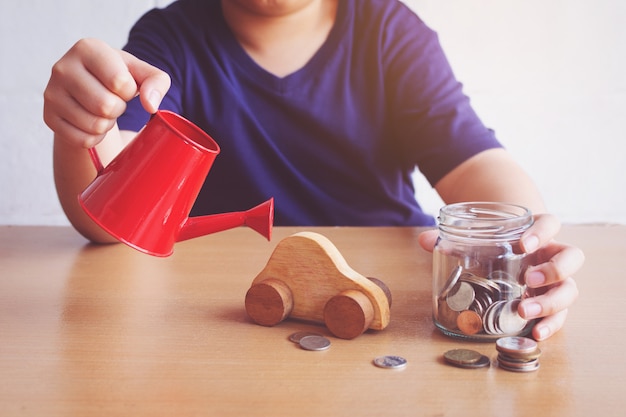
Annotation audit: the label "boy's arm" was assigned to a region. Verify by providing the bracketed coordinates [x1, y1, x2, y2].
[53, 127, 136, 243]
[43, 38, 170, 242]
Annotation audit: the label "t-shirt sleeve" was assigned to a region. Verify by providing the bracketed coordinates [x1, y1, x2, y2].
[383, 6, 503, 186]
[117, 8, 185, 132]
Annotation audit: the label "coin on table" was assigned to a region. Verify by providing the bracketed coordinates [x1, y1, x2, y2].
[462, 354, 491, 369]
[499, 347, 542, 361]
[498, 357, 540, 373]
[443, 349, 482, 366]
[497, 354, 539, 367]
[444, 349, 490, 369]
[299, 335, 331, 351]
[288, 331, 323, 344]
[373, 355, 408, 370]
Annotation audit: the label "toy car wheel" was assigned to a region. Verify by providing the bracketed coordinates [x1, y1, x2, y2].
[367, 277, 392, 307]
[245, 278, 294, 326]
[324, 290, 374, 339]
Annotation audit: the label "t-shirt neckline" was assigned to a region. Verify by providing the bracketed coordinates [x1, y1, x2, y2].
[215, 0, 350, 93]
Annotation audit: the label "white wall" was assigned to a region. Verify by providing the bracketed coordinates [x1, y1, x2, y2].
[1, 0, 624, 226]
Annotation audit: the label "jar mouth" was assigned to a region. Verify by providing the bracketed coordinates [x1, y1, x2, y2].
[438, 202, 533, 239]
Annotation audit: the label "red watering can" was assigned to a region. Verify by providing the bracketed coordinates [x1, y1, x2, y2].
[79, 110, 273, 257]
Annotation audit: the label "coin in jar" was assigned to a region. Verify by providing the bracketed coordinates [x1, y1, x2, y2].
[299, 335, 331, 351]
[373, 355, 408, 370]
[483, 300, 507, 335]
[497, 300, 528, 335]
[439, 265, 463, 299]
[437, 300, 460, 330]
[446, 281, 475, 312]
[456, 310, 483, 335]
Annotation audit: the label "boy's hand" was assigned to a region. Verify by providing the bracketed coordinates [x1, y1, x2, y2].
[43, 38, 171, 148]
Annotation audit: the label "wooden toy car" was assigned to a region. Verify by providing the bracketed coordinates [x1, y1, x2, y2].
[244, 231, 392, 339]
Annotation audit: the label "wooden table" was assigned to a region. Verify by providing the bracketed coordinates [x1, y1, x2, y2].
[0, 225, 623, 416]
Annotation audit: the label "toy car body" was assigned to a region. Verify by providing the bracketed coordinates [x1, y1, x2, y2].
[245, 231, 391, 339]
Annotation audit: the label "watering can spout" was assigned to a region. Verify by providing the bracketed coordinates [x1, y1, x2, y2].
[178, 198, 274, 243]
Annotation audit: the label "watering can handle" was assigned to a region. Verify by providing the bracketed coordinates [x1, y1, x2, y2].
[88, 147, 105, 174]
[87, 113, 155, 174]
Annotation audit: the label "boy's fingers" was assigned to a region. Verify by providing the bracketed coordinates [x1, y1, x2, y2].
[121, 50, 171, 113]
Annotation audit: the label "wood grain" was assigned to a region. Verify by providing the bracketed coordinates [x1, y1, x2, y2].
[0, 225, 623, 417]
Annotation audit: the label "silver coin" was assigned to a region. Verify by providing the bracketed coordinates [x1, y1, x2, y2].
[288, 331, 323, 343]
[299, 335, 331, 351]
[492, 279, 524, 298]
[497, 300, 528, 334]
[496, 336, 538, 354]
[373, 355, 408, 369]
[498, 347, 542, 361]
[472, 288, 493, 314]
[439, 265, 463, 299]
[446, 281, 475, 311]
[461, 274, 500, 294]
[488, 270, 515, 281]
[483, 300, 506, 334]
[470, 298, 485, 317]
[498, 359, 540, 373]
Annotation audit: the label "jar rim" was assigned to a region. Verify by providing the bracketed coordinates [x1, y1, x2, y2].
[438, 202, 533, 239]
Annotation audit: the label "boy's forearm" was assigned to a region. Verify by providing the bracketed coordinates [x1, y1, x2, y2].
[53, 125, 129, 243]
[435, 148, 547, 214]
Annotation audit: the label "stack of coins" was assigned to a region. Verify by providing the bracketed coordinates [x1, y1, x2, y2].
[496, 336, 541, 372]
[436, 265, 529, 337]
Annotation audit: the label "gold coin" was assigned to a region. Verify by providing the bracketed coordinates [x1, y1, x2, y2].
[456, 310, 483, 335]
[443, 348, 483, 365]
[497, 354, 539, 366]
[498, 347, 542, 361]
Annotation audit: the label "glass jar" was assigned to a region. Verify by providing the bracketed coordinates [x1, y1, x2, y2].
[432, 202, 535, 341]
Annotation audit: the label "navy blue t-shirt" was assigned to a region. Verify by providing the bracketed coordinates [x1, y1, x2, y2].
[118, 0, 502, 226]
